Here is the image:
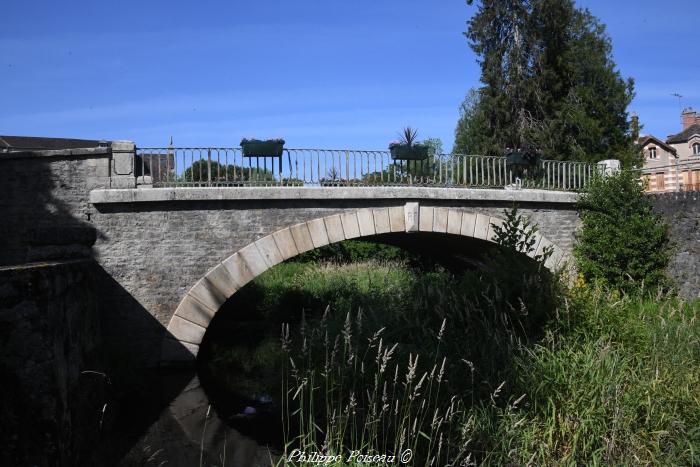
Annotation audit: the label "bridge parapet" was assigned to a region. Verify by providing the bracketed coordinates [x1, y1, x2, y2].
[134, 146, 601, 192]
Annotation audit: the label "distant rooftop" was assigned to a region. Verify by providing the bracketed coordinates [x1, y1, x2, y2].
[0, 135, 108, 151]
[667, 124, 700, 144]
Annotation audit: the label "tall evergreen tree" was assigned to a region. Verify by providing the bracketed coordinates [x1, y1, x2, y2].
[453, 88, 488, 154]
[456, 0, 640, 166]
[462, 0, 534, 156]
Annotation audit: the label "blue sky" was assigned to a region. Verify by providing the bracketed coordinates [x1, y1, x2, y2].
[1, 0, 698, 151]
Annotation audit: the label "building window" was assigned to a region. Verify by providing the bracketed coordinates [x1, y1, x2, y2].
[693, 142, 700, 155]
[648, 147, 657, 159]
[656, 173, 665, 190]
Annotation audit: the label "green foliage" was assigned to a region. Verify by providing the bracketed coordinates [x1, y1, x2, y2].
[453, 88, 489, 155]
[203, 243, 698, 465]
[183, 159, 275, 183]
[574, 170, 671, 291]
[491, 205, 552, 262]
[458, 0, 639, 166]
[364, 137, 445, 183]
[398, 126, 419, 146]
[293, 240, 412, 264]
[467, 288, 700, 465]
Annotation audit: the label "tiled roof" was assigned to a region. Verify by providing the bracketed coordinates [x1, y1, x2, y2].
[667, 124, 700, 144]
[636, 135, 677, 155]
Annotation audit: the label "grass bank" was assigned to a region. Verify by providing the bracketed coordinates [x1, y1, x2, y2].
[201, 244, 699, 465]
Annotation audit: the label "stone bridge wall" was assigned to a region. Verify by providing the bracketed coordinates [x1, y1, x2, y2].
[5, 148, 697, 369]
[89, 187, 581, 366]
[651, 191, 700, 299]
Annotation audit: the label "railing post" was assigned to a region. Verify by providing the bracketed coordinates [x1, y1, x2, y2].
[597, 159, 621, 177]
[110, 140, 137, 188]
[207, 148, 212, 186]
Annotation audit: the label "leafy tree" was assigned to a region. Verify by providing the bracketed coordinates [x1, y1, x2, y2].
[574, 170, 670, 291]
[458, 0, 640, 166]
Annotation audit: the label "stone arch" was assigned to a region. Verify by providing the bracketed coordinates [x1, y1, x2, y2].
[161, 204, 569, 364]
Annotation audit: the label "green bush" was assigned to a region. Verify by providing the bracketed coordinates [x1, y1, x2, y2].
[292, 240, 412, 264]
[574, 170, 671, 291]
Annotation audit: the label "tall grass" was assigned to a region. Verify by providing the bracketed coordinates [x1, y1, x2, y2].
[463, 286, 700, 465]
[203, 253, 699, 465]
[279, 309, 471, 466]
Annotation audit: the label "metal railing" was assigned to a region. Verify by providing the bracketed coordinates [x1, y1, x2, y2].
[135, 147, 600, 191]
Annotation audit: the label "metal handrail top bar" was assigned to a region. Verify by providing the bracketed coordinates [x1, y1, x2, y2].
[138, 147, 493, 155]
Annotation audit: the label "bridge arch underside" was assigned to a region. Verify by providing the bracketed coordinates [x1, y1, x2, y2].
[161, 206, 570, 365]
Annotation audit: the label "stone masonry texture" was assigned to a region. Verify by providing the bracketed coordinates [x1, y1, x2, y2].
[651, 191, 700, 299]
[3, 150, 698, 369]
[0, 260, 104, 466]
[90, 197, 581, 366]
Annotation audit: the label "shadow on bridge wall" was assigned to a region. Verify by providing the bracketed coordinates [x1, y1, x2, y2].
[0, 153, 98, 266]
[0, 153, 194, 465]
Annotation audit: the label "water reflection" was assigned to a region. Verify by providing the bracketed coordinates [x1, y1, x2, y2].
[121, 375, 278, 467]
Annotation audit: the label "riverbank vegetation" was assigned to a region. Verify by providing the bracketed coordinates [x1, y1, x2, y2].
[202, 248, 699, 465]
[200, 176, 698, 465]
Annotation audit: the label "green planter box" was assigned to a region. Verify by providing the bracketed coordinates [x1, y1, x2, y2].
[390, 144, 429, 161]
[241, 140, 284, 157]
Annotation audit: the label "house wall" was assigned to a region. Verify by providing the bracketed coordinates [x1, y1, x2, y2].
[641, 142, 679, 192]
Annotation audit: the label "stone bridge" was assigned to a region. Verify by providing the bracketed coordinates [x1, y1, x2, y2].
[3, 142, 582, 369]
[89, 186, 580, 365]
[5, 140, 699, 465]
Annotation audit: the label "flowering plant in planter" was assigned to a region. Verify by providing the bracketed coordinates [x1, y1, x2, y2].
[389, 127, 429, 161]
[240, 137, 285, 157]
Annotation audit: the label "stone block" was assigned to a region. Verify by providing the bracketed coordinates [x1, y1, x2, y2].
[474, 214, 490, 240]
[110, 176, 136, 189]
[433, 207, 448, 233]
[307, 218, 330, 248]
[373, 209, 391, 234]
[237, 244, 269, 277]
[255, 234, 284, 267]
[357, 209, 376, 237]
[324, 215, 345, 243]
[290, 222, 315, 253]
[535, 236, 553, 260]
[528, 233, 543, 259]
[175, 293, 216, 328]
[389, 206, 405, 232]
[556, 252, 571, 270]
[447, 209, 462, 235]
[340, 212, 361, 239]
[460, 212, 476, 237]
[205, 263, 239, 296]
[188, 274, 228, 314]
[545, 246, 564, 270]
[273, 228, 299, 260]
[222, 252, 255, 288]
[487, 216, 504, 242]
[168, 315, 207, 345]
[419, 206, 434, 232]
[404, 202, 419, 232]
[112, 140, 135, 176]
